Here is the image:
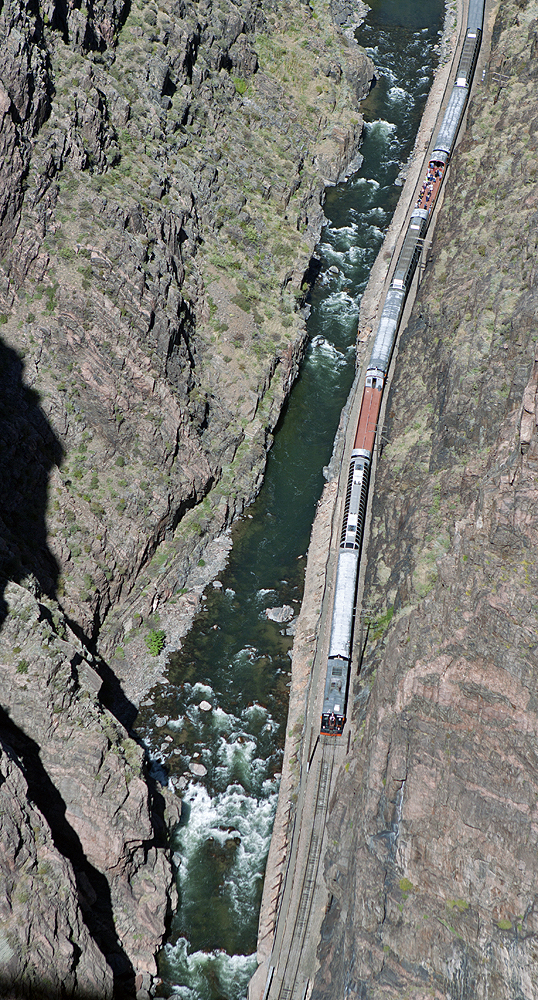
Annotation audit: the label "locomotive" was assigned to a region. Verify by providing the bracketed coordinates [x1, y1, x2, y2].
[320, 0, 485, 735]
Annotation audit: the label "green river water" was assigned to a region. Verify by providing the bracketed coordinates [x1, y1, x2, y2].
[137, 0, 445, 994]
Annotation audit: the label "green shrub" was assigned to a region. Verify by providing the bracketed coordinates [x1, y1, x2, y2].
[447, 899, 469, 912]
[399, 878, 414, 896]
[231, 293, 251, 312]
[145, 628, 165, 656]
[369, 606, 394, 641]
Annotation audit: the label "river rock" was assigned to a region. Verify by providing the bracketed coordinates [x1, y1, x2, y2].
[189, 762, 208, 777]
[199, 700, 212, 712]
[266, 605, 295, 623]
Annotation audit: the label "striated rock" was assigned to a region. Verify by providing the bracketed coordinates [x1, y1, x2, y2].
[0, 744, 113, 998]
[229, 34, 259, 76]
[0, 0, 49, 253]
[0, 0, 374, 650]
[313, 2, 538, 998]
[0, 582, 180, 992]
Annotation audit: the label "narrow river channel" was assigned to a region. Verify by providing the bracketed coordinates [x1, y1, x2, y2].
[137, 0, 444, 995]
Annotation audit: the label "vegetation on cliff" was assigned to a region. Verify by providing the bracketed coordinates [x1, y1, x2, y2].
[0, 0, 373, 989]
[0, 0, 373, 648]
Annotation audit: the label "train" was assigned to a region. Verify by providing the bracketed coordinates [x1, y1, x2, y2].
[320, 0, 485, 735]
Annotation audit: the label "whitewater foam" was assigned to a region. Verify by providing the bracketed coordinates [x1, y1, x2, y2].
[165, 940, 257, 1000]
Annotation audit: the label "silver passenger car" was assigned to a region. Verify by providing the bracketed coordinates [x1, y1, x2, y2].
[368, 288, 406, 373]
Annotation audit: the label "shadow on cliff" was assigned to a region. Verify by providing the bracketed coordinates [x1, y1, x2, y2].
[0, 338, 63, 630]
[0, 707, 137, 999]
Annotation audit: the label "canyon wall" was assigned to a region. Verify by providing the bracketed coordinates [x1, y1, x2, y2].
[313, 0, 538, 997]
[0, 0, 373, 990]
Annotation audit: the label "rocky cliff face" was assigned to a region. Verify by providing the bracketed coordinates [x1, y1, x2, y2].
[0, 0, 373, 989]
[0, 0, 373, 647]
[0, 582, 181, 997]
[313, 2, 538, 998]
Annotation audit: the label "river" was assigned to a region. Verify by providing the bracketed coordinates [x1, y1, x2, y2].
[136, 0, 444, 995]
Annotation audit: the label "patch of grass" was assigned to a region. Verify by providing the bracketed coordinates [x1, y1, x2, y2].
[437, 917, 464, 939]
[447, 899, 469, 913]
[233, 77, 248, 95]
[231, 293, 251, 312]
[399, 877, 414, 898]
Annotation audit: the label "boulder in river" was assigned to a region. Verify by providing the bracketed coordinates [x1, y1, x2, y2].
[266, 605, 295, 623]
[189, 762, 208, 777]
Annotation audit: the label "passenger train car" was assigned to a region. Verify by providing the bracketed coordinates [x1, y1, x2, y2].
[320, 0, 485, 735]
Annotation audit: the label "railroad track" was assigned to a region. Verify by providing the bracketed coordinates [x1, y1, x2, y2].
[268, 742, 336, 1000]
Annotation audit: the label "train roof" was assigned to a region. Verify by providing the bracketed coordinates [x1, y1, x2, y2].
[368, 287, 405, 374]
[467, 0, 485, 32]
[432, 86, 468, 157]
[328, 549, 359, 660]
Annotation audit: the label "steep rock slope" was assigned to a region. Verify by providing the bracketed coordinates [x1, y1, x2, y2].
[0, 582, 180, 997]
[0, 0, 373, 648]
[0, 0, 374, 989]
[313, 1, 538, 998]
